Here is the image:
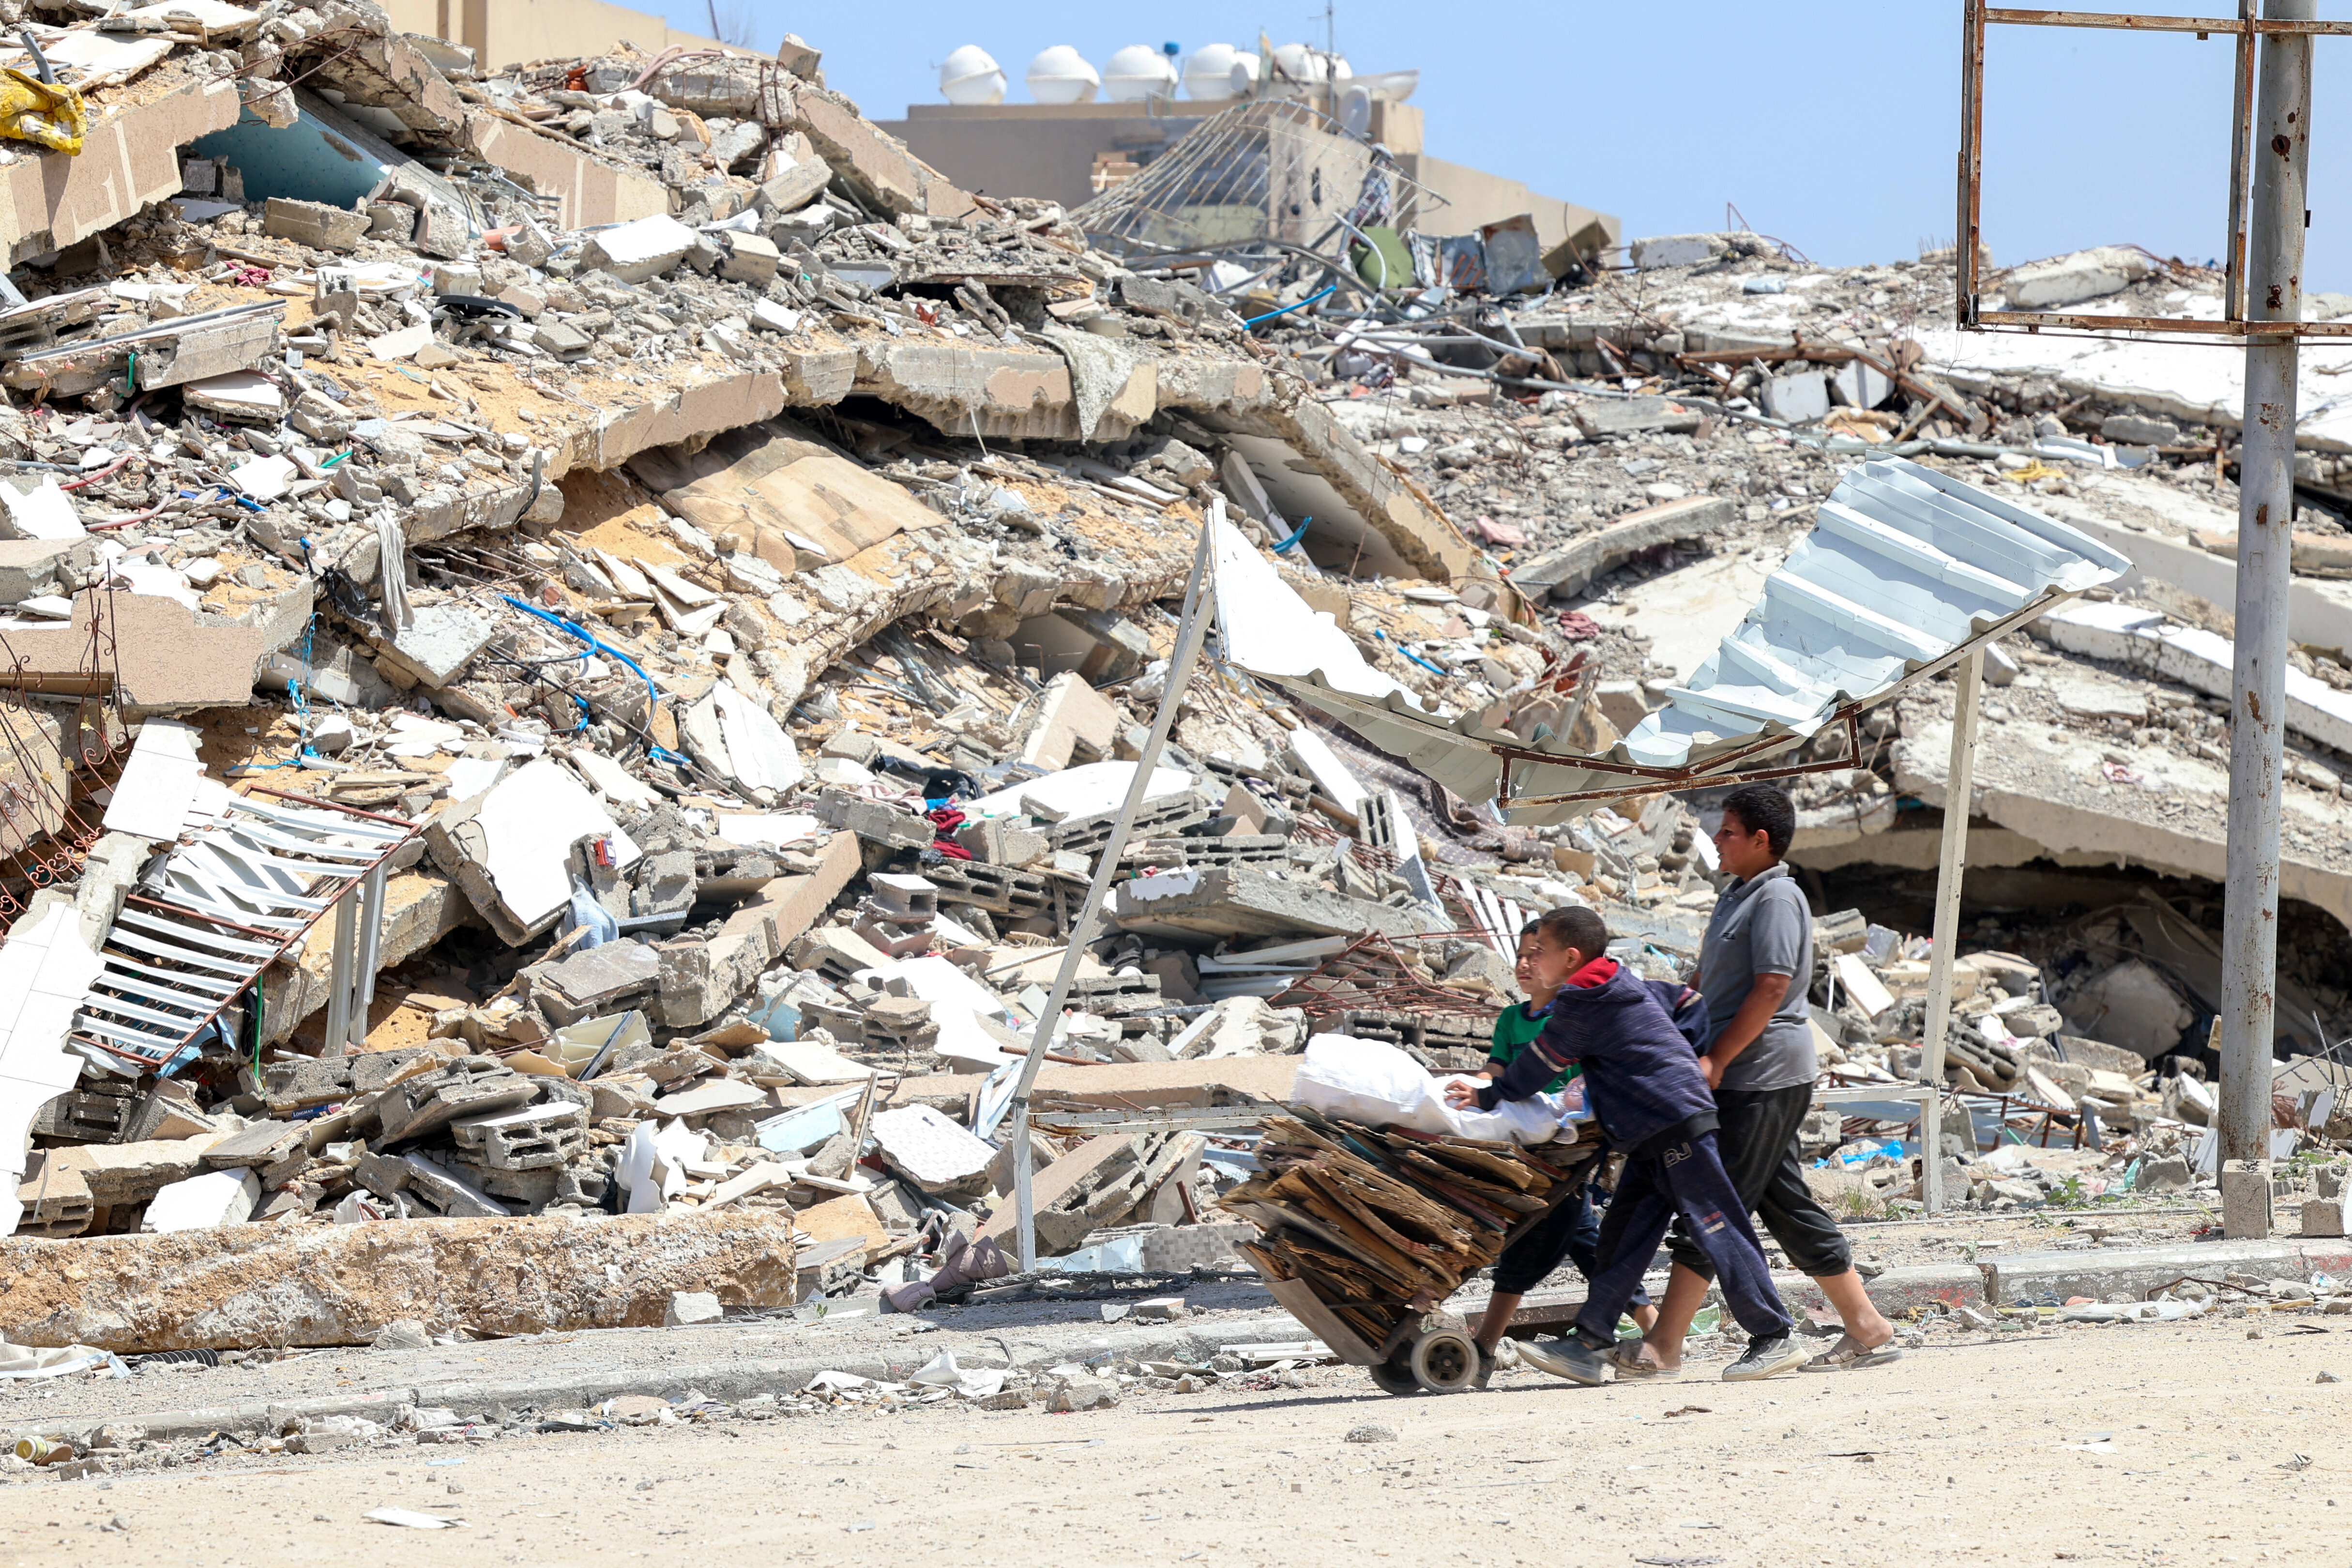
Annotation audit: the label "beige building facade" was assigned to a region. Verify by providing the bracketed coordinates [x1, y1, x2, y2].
[379, 0, 735, 70]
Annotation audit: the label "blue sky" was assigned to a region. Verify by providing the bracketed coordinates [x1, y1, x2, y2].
[661, 1, 2352, 289]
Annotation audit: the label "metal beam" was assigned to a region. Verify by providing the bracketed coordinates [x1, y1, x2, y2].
[1005, 499, 1224, 1271]
[1917, 648, 1983, 1216]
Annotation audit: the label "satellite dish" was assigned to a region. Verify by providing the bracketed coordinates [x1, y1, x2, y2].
[1340, 84, 1371, 137]
[1026, 45, 1100, 105]
[1224, 52, 1263, 97]
[939, 45, 1006, 107]
[1102, 44, 1178, 102]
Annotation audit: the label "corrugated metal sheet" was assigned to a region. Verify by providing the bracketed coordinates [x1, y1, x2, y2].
[1239, 457, 2131, 823]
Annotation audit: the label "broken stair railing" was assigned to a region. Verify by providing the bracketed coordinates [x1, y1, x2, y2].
[72, 788, 418, 1069]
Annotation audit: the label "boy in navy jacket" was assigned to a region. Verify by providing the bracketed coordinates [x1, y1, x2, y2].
[1447, 904, 1808, 1383]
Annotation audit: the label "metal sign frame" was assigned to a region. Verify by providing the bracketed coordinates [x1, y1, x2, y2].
[1959, 2, 2352, 338]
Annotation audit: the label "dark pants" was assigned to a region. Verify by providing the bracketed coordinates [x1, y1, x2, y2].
[1577, 1130, 1792, 1342]
[1492, 1180, 1652, 1307]
[1666, 1084, 1854, 1281]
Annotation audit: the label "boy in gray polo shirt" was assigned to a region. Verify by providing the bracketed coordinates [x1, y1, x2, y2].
[1603, 782, 1900, 1378]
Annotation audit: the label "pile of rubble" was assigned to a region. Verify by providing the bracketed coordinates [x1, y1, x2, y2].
[0, 1, 1723, 1354]
[8, 0, 2352, 1359]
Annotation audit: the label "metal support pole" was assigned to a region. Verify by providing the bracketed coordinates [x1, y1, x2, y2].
[321, 885, 357, 1060]
[2219, 0, 2313, 1239]
[1007, 500, 1224, 1270]
[1918, 648, 1983, 1215]
[350, 864, 388, 1050]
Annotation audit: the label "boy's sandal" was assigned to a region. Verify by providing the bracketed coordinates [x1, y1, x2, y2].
[1801, 1334, 1903, 1371]
[1603, 1342, 1680, 1379]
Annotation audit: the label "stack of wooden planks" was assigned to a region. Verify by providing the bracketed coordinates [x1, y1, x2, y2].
[1219, 1109, 1596, 1351]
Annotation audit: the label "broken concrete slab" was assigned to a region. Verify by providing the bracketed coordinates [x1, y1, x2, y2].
[373, 1058, 538, 1145]
[2040, 600, 2352, 757]
[1194, 397, 1472, 582]
[367, 601, 492, 689]
[262, 198, 369, 252]
[457, 112, 670, 230]
[142, 1168, 259, 1233]
[1113, 866, 1440, 946]
[979, 1133, 1136, 1248]
[629, 421, 946, 570]
[0, 1210, 799, 1352]
[657, 833, 860, 1026]
[0, 591, 275, 716]
[1508, 495, 1736, 600]
[4, 302, 287, 397]
[582, 213, 697, 284]
[425, 758, 643, 944]
[535, 940, 662, 1026]
[2001, 246, 2156, 311]
[1015, 671, 1121, 771]
[0, 905, 106, 1237]
[0, 72, 242, 268]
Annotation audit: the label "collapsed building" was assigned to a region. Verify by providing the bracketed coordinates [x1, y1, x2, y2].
[0, 3, 2338, 1363]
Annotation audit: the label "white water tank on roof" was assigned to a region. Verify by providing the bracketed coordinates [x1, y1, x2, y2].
[1027, 45, 1100, 104]
[1184, 42, 1246, 100]
[1271, 43, 1351, 85]
[1102, 44, 1177, 102]
[939, 46, 1006, 106]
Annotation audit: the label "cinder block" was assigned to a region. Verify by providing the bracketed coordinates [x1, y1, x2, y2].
[262, 198, 368, 252]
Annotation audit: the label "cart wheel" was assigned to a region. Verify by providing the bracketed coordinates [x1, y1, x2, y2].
[1366, 1355, 1422, 1396]
[1410, 1329, 1479, 1394]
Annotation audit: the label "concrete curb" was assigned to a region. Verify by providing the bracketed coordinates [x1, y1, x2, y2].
[23, 1312, 1323, 1447]
[24, 1236, 2328, 1447]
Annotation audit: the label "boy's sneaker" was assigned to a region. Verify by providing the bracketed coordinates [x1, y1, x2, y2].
[1514, 1336, 1609, 1386]
[1721, 1334, 1811, 1381]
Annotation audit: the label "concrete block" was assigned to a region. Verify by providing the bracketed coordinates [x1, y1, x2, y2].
[2003, 245, 2155, 310]
[813, 789, 934, 850]
[1570, 396, 1705, 440]
[143, 1168, 259, 1233]
[666, 1290, 723, 1327]
[2305, 1199, 2347, 1238]
[367, 602, 491, 690]
[582, 214, 697, 284]
[1831, 359, 1892, 410]
[979, 1134, 1137, 1246]
[1762, 368, 1831, 424]
[1630, 233, 1731, 269]
[449, 1102, 590, 1171]
[955, 817, 1048, 868]
[2222, 1162, 2275, 1239]
[1016, 671, 1121, 771]
[534, 320, 591, 357]
[719, 233, 781, 285]
[262, 198, 368, 252]
[534, 940, 662, 1026]
[756, 157, 832, 216]
[372, 1058, 537, 1145]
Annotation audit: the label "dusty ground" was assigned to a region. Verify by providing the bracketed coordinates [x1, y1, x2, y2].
[0, 1306, 2338, 1566]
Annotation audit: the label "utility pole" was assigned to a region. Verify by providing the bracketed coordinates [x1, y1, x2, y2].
[2218, 0, 2314, 1239]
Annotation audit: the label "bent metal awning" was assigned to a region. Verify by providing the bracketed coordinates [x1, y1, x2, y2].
[1225, 457, 2131, 823]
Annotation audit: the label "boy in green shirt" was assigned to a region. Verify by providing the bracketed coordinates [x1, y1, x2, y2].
[1468, 921, 1655, 1378]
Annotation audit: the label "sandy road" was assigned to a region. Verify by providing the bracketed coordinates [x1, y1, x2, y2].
[0, 1308, 2341, 1568]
